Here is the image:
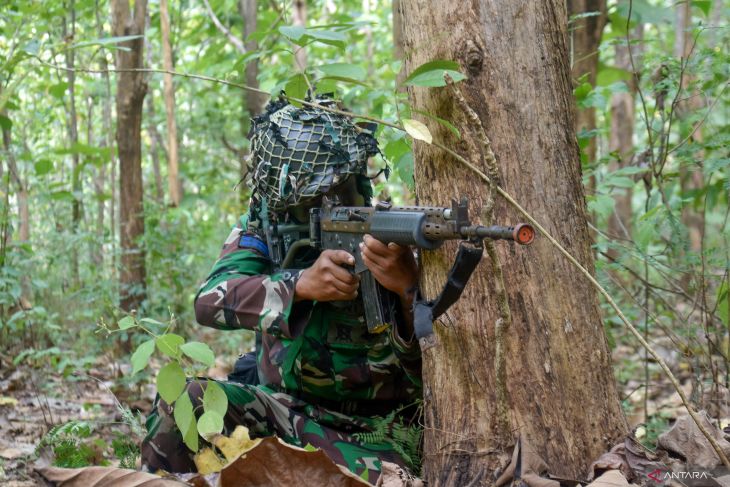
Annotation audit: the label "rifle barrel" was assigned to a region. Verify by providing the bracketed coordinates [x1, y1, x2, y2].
[465, 224, 535, 245]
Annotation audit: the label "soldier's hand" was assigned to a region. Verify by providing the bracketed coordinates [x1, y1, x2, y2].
[360, 234, 418, 300]
[295, 250, 360, 302]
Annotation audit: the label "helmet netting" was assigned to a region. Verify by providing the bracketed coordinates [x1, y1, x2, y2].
[248, 99, 379, 212]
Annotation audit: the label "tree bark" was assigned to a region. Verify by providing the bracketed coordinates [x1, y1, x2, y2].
[160, 0, 182, 207]
[292, 0, 307, 71]
[567, 0, 607, 171]
[239, 0, 266, 207]
[398, 1, 628, 484]
[112, 0, 148, 312]
[64, 0, 82, 286]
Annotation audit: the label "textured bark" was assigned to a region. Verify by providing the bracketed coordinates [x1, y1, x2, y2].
[606, 35, 638, 243]
[398, 1, 628, 484]
[112, 0, 148, 312]
[292, 0, 307, 71]
[160, 0, 182, 207]
[567, 0, 606, 171]
[239, 0, 266, 206]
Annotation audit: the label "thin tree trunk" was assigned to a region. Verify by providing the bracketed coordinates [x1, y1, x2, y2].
[606, 30, 640, 243]
[239, 0, 266, 207]
[292, 0, 307, 71]
[146, 91, 165, 203]
[160, 0, 182, 207]
[399, 1, 628, 484]
[112, 0, 148, 312]
[567, 0, 607, 171]
[64, 0, 81, 286]
[675, 1, 704, 254]
[86, 96, 104, 267]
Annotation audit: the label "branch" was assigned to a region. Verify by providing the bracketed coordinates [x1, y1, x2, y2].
[201, 0, 246, 55]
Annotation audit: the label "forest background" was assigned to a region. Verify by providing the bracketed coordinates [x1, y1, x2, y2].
[0, 0, 729, 479]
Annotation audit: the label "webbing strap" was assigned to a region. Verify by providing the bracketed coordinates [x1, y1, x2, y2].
[413, 243, 484, 351]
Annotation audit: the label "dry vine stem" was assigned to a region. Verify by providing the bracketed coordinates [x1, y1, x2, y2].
[37, 61, 730, 468]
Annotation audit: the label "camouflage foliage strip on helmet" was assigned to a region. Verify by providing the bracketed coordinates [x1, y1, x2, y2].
[248, 97, 380, 211]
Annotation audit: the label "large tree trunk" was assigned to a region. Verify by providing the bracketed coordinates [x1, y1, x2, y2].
[160, 0, 182, 207]
[112, 0, 148, 312]
[398, 1, 628, 484]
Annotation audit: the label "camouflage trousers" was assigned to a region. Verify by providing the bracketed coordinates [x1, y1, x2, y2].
[141, 380, 415, 483]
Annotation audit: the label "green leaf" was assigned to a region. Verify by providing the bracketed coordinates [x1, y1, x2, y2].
[72, 35, 144, 50]
[285, 73, 308, 107]
[403, 60, 460, 84]
[596, 64, 631, 87]
[118, 316, 137, 330]
[197, 411, 224, 441]
[316, 63, 366, 80]
[305, 28, 346, 48]
[50, 190, 74, 201]
[413, 109, 461, 139]
[157, 362, 186, 403]
[156, 333, 185, 359]
[203, 381, 228, 416]
[34, 159, 53, 176]
[717, 283, 728, 327]
[49, 82, 68, 99]
[402, 119, 432, 144]
[173, 389, 194, 437]
[131, 339, 155, 375]
[406, 69, 466, 87]
[180, 342, 215, 367]
[692, 1, 711, 16]
[0, 114, 12, 130]
[279, 25, 306, 41]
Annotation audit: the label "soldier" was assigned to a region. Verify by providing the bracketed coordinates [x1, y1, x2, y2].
[141, 97, 423, 482]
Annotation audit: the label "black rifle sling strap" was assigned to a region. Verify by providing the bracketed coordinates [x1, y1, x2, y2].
[413, 242, 484, 351]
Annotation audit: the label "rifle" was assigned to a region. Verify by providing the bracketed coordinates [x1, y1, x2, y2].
[265, 197, 534, 335]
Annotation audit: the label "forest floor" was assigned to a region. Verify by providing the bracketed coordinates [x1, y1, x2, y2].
[0, 342, 724, 485]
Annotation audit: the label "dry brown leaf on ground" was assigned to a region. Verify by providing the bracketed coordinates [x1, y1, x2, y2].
[375, 461, 424, 487]
[217, 436, 371, 487]
[585, 469, 637, 487]
[623, 436, 668, 481]
[658, 411, 730, 468]
[495, 437, 560, 487]
[35, 465, 186, 486]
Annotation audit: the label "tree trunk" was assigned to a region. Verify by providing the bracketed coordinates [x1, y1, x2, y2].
[239, 0, 266, 207]
[675, 1, 704, 254]
[112, 0, 148, 312]
[87, 96, 104, 267]
[606, 31, 640, 243]
[292, 0, 307, 71]
[65, 0, 81, 286]
[398, 1, 628, 484]
[567, 0, 606, 170]
[146, 91, 165, 203]
[160, 0, 182, 207]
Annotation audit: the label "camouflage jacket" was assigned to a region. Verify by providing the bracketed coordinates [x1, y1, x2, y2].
[194, 217, 422, 403]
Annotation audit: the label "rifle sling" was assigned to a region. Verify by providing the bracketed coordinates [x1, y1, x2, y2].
[413, 242, 484, 351]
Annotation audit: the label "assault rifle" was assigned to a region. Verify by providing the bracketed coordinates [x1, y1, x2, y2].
[264, 197, 534, 337]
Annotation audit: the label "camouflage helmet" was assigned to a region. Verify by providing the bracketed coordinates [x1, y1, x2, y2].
[248, 96, 379, 212]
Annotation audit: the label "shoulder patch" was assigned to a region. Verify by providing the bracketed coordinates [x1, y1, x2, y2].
[238, 233, 270, 258]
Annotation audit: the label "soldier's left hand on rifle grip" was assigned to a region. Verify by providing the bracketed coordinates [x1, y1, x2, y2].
[360, 234, 418, 301]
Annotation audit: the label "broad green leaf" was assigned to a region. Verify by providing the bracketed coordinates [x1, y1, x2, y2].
[406, 69, 466, 87]
[305, 28, 346, 48]
[118, 316, 137, 330]
[50, 190, 74, 201]
[49, 82, 68, 99]
[596, 65, 631, 87]
[156, 333, 185, 359]
[181, 342, 215, 367]
[318, 76, 369, 87]
[131, 339, 155, 375]
[317, 63, 366, 80]
[157, 362, 186, 403]
[140, 317, 166, 327]
[413, 109, 461, 139]
[717, 283, 728, 326]
[285, 73, 308, 106]
[197, 411, 224, 440]
[34, 159, 53, 176]
[203, 381, 228, 416]
[402, 119, 432, 144]
[279, 25, 306, 41]
[403, 60, 460, 85]
[173, 389, 195, 437]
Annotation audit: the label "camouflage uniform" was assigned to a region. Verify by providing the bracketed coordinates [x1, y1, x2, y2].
[141, 217, 422, 482]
